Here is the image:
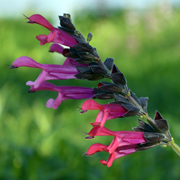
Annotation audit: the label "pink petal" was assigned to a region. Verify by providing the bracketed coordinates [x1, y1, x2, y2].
[114, 145, 138, 160]
[81, 99, 103, 111]
[26, 81, 34, 86]
[46, 92, 63, 109]
[99, 109, 108, 127]
[102, 104, 127, 120]
[47, 31, 56, 43]
[13, 56, 77, 72]
[103, 104, 126, 112]
[49, 72, 76, 80]
[86, 143, 108, 155]
[100, 152, 116, 167]
[122, 131, 145, 144]
[100, 145, 138, 167]
[36, 34, 48, 45]
[65, 92, 94, 99]
[28, 14, 54, 31]
[107, 136, 120, 154]
[47, 66, 78, 74]
[13, 56, 41, 68]
[94, 110, 104, 125]
[88, 125, 115, 137]
[49, 44, 64, 54]
[26, 70, 48, 88]
[54, 29, 78, 47]
[93, 109, 108, 127]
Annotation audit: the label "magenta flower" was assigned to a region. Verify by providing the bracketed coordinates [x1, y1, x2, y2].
[27, 14, 78, 46]
[81, 99, 128, 127]
[87, 125, 146, 153]
[12, 56, 79, 88]
[85, 125, 146, 167]
[28, 81, 95, 109]
[87, 143, 139, 167]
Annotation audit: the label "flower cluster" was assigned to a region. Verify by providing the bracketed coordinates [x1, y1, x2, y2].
[11, 13, 180, 167]
[11, 14, 97, 109]
[85, 123, 162, 167]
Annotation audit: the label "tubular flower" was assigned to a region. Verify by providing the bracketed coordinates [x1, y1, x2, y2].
[11, 56, 79, 88]
[85, 125, 146, 167]
[11, 13, 96, 109]
[85, 124, 166, 167]
[27, 14, 78, 46]
[86, 125, 146, 152]
[86, 143, 139, 167]
[81, 99, 128, 127]
[28, 81, 95, 109]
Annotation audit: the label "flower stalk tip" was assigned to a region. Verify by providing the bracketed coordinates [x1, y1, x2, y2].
[168, 138, 180, 157]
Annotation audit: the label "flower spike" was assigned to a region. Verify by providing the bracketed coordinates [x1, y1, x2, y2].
[11, 13, 180, 168]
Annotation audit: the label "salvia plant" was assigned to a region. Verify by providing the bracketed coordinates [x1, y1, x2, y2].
[10, 13, 180, 167]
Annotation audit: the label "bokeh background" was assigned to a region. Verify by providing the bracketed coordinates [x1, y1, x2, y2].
[1, 0, 180, 179]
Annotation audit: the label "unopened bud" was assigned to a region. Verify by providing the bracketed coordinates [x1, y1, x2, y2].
[87, 32, 93, 43]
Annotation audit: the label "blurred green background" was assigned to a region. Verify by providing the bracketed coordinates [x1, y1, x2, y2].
[1, 3, 180, 180]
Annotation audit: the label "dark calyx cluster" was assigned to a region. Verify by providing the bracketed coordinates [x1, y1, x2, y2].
[59, 13, 172, 145]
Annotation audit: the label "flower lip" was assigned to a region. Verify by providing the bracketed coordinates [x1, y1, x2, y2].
[26, 14, 54, 31]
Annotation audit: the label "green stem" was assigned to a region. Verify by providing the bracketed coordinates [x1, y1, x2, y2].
[127, 95, 159, 130]
[127, 95, 166, 134]
[168, 138, 180, 157]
